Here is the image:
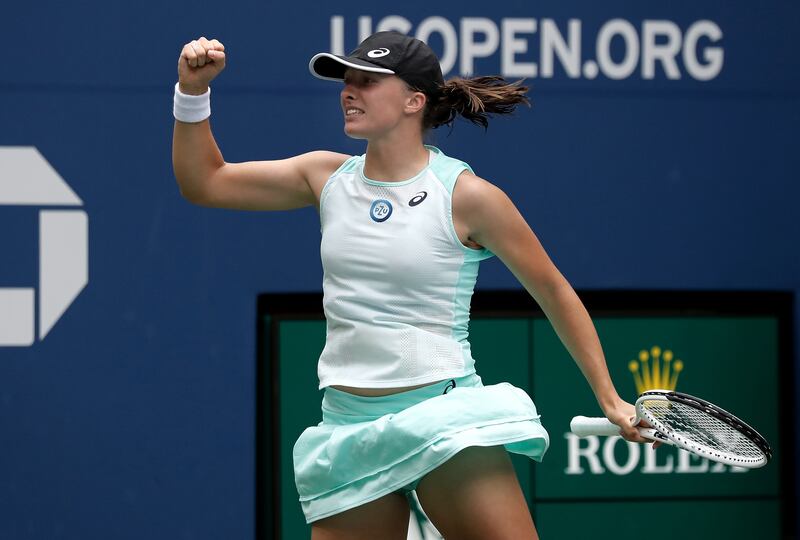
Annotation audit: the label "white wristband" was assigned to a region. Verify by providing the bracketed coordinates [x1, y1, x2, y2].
[173, 82, 211, 123]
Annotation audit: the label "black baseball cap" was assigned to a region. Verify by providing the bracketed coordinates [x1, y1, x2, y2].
[309, 31, 444, 95]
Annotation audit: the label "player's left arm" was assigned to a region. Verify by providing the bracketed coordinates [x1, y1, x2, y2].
[455, 171, 645, 442]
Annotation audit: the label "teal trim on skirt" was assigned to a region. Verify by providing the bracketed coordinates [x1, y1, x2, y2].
[292, 373, 550, 523]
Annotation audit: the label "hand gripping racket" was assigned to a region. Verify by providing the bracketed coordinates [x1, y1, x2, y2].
[570, 390, 772, 469]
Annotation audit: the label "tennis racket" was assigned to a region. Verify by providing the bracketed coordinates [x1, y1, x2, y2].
[570, 389, 772, 469]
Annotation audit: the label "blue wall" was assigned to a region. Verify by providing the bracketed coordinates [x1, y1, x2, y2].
[1, 1, 797, 538]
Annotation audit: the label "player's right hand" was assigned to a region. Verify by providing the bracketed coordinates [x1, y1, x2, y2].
[178, 37, 226, 95]
[604, 399, 662, 448]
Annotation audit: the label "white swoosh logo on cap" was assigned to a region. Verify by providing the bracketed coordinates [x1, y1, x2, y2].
[367, 48, 390, 58]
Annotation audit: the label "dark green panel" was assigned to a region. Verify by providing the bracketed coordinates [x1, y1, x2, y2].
[532, 317, 779, 499]
[470, 317, 529, 389]
[470, 317, 532, 504]
[536, 500, 780, 540]
[278, 320, 326, 540]
[268, 313, 785, 538]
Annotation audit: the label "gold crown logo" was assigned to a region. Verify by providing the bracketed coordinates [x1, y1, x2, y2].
[628, 346, 683, 394]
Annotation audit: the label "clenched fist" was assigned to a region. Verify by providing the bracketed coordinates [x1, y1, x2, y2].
[178, 37, 226, 95]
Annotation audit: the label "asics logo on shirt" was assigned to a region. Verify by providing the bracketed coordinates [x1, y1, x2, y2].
[408, 191, 428, 207]
[443, 379, 457, 394]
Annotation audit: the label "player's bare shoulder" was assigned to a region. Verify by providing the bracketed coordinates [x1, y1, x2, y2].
[452, 169, 502, 217]
[451, 170, 504, 250]
[299, 151, 352, 207]
[452, 169, 525, 251]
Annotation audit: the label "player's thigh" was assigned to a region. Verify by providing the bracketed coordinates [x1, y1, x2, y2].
[415, 445, 538, 540]
[310, 491, 410, 540]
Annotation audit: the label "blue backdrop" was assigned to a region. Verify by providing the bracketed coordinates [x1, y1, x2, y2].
[1, 1, 798, 538]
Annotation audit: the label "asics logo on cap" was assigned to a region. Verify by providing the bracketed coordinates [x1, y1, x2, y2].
[367, 48, 390, 58]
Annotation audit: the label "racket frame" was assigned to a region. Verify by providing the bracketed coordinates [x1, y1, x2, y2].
[636, 390, 772, 468]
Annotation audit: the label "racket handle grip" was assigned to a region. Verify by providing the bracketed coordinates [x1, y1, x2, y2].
[570, 416, 621, 437]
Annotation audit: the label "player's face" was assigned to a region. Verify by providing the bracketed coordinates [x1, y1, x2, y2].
[340, 69, 419, 139]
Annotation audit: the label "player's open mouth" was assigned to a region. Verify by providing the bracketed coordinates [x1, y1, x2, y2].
[346, 108, 364, 116]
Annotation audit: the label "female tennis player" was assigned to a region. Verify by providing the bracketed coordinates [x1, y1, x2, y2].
[173, 31, 651, 540]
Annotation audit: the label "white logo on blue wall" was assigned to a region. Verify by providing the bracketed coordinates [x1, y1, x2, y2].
[330, 17, 724, 81]
[370, 199, 393, 222]
[0, 147, 88, 347]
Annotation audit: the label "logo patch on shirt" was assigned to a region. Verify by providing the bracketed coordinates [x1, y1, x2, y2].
[370, 199, 393, 222]
[408, 191, 428, 207]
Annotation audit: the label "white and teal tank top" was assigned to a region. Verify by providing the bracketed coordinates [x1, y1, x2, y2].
[317, 145, 495, 389]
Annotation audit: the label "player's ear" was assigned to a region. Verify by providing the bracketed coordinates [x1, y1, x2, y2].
[404, 91, 427, 115]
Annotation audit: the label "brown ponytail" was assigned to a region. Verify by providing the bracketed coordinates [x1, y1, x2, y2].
[421, 76, 531, 131]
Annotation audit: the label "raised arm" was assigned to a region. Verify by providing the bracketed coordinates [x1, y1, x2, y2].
[172, 36, 349, 211]
[453, 171, 650, 444]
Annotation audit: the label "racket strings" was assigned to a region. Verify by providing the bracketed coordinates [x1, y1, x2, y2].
[641, 400, 763, 458]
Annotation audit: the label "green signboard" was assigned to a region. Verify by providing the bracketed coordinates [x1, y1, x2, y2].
[257, 292, 792, 539]
[531, 316, 782, 539]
